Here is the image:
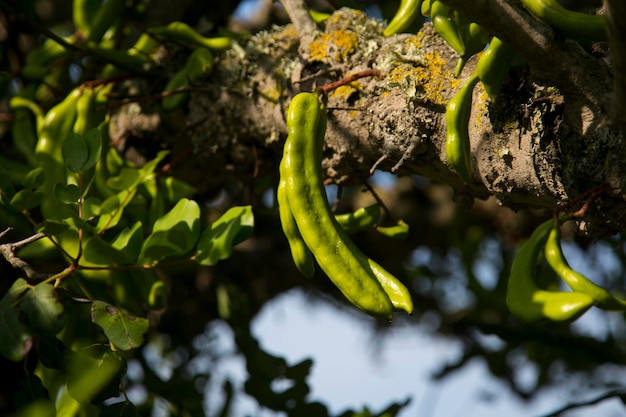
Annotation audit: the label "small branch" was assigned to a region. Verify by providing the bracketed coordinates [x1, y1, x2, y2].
[0, 229, 49, 281]
[278, 0, 320, 55]
[605, 0, 626, 128]
[538, 389, 626, 417]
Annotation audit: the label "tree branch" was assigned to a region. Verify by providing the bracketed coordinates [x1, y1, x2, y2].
[440, 0, 611, 116]
[278, 0, 320, 55]
[539, 388, 626, 417]
[0, 229, 49, 281]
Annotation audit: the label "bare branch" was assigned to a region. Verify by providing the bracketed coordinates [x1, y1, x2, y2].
[1, 229, 49, 281]
[278, 0, 320, 55]
[539, 388, 626, 417]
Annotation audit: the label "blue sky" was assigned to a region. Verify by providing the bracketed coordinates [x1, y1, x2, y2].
[250, 289, 626, 417]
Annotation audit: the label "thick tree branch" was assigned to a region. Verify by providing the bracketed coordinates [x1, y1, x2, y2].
[112, 9, 626, 233]
[440, 0, 611, 120]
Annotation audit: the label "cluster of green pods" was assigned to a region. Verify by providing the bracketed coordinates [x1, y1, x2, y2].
[278, 92, 413, 320]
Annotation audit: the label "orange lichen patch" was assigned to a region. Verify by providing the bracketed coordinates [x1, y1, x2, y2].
[403, 31, 424, 51]
[308, 30, 359, 63]
[387, 50, 460, 106]
[329, 83, 359, 100]
[328, 81, 363, 116]
[474, 83, 489, 130]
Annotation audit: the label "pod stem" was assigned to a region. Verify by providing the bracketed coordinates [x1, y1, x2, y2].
[319, 69, 384, 95]
[554, 182, 613, 219]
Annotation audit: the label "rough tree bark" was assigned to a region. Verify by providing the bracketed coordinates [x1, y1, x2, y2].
[112, 5, 624, 235]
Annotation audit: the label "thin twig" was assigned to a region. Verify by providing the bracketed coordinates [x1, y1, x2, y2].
[319, 69, 383, 95]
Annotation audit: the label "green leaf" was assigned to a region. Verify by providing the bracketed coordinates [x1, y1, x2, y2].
[67, 351, 122, 403]
[23, 167, 45, 188]
[66, 215, 96, 234]
[83, 128, 102, 171]
[107, 167, 142, 191]
[195, 206, 254, 266]
[139, 198, 201, 264]
[10, 399, 56, 417]
[160, 176, 196, 203]
[0, 308, 32, 361]
[91, 301, 148, 350]
[147, 281, 166, 310]
[10, 188, 43, 210]
[53, 183, 80, 204]
[0, 278, 29, 309]
[37, 219, 70, 236]
[83, 235, 133, 265]
[110, 222, 143, 263]
[63, 132, 89, 172]
[96, 188, 137, 232]
[21, 283, 66, 334]
[83, 197, 102, 218]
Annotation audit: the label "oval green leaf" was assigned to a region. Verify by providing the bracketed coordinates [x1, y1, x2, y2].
[91, 300, 148, 350]
[62, 132, 89, 172]
[139, 198, 201, 264]
[20, 283, 66, 334]
[195, 205, 254, 266]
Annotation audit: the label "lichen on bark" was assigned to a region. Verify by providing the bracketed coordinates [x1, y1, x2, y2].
[145, 7, 625, 232]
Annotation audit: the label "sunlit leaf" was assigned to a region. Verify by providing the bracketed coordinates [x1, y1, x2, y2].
[139, 198, 201, 264]
[21, 283, 66, 334]
[10, 399, 56, 417]
[160, 176, 196, 203]
[147, 280, 166, 310]
[83, 196, 102, 218]
[110, 222, 143, 262]
[10, 188, 43, 210]
[195, 205, 254, 266]
[106, 167, 142, 191]
[91, 300, 148, 350]
[96, 188, 136, 232]
[83, 235, 133, 265]
[67, 351, 122, 403]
